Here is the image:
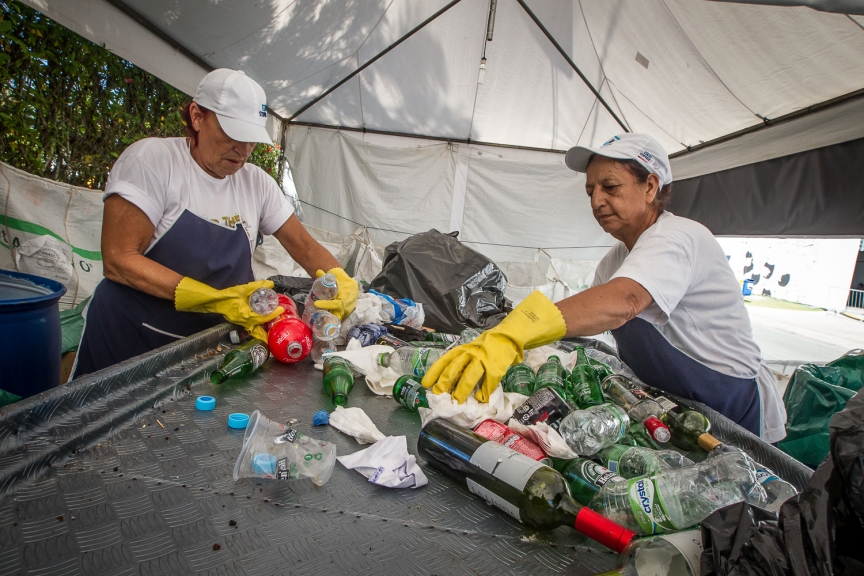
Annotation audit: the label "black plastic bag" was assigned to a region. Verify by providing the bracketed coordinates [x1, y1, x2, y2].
[700, 390, 864, 576]
[268, 275, 314, 315]
[369, 229, 512, 333]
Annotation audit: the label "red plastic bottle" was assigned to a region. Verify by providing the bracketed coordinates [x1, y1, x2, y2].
[268, 317, 313, 364]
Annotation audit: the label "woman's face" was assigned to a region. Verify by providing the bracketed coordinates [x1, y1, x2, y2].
[189, 103, 256, 178]
[585, 155, 660, 243]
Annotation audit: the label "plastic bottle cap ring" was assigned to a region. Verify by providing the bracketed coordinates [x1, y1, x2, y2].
[228, 413, 250, 429]
[195, 396, 216, 411]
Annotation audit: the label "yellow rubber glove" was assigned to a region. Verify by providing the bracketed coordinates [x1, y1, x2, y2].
[421, 291, 567, 403]
[313, 267, 359, 321]
[174, 277, 284, 341]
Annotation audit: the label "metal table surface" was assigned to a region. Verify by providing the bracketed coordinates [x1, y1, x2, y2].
[0, 325, 620, 576]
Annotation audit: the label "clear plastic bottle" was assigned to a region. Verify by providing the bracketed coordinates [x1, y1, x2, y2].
[248, 287, 280, 315]
[598, 445, 693, 478]
[311, 273, 338, 300]
[589, 449, 766, 535]
[596, 530, 703, 576]
[602, 375, 671, 444]
[378, 346, 445, 377]
[302, 309, 341, 341]
[311, 339, 337, 364]
[558, 403, 630, 456]
[705, 442, 798, 513]
[460, 328, 481, 344]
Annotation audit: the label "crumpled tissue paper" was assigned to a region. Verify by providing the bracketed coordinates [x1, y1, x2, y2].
[418, 385, 528, 429]
[337, 435, 428, 489]
[317, 338, 402, 395]
[328, 406, 386, 444]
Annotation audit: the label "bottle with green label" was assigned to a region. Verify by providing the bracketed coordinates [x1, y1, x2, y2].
[589, 449, 764, 535]
[392, 375, 429, 412]
[555, 457, 625, 505]
[571, 347, 605, 408]
[501, 363, 536, 395]
[417, 419, 636, 553]
[211, 339, 270, 384]
[534, 356, 571, 400]
[588, 357, 615, 383]
[594, 529, 703, 576]
[597, 445, 692, 478]
[617, 422, 660, 450]
[322, 356, 354, 406]
[425, 331, 461, 344]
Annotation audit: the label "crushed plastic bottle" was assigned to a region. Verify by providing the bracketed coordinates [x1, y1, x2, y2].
[598, 444, 693, 478]
[558, 403, 630, 456]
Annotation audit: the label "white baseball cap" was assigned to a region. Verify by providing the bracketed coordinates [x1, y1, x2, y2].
[193, 69, 272, 144]
[565, 133, 672, 186]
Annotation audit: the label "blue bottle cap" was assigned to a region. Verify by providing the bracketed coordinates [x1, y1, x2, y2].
[228, 413, 250, 429]
[252, 454, 277, 475]
[195, 396, 216, 411]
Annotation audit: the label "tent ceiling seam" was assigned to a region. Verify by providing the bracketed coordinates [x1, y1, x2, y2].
[660, 0, 761, 120]
[576, 0, 628, 131]
[201, 0, 298, 58]
[846, 14, 864, 32]
[515, 0, 629, 133]
[606, 80, 687, 149]
[467, 0, 494, 141]
[266, 55, 355, 98]
[287, 0, 464, 121]
[357, 54, 365, 129]
[575, 90, 599, 145]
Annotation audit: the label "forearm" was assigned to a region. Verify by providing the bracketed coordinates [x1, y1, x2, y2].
[103, 254, 182, 300]
[290, 240, 340, 277]
[555, 277, 652, 337]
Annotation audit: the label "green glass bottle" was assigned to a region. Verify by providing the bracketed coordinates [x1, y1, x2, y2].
[407, 340, 448, 349]
[618, 422, 660, 449]
[424, 332, 460, 344]
[556, 457, 625, 505]
[661, 410, 712, 452]
[210, 339, 269, 384]
[534, 356, 571, 401]
[392, 375, 429, 411]
[501, 363, 536, 395]
[417, 419, 635, 553]
[571, 347, 605, 408]
[588, 356, 614, 382]
[322, 356, 354, 406]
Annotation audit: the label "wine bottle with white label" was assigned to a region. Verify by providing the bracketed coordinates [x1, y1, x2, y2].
[417, 419, 635, 554]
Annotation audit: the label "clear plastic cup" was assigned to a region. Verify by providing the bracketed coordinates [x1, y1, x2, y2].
[233, 410, 336, 486]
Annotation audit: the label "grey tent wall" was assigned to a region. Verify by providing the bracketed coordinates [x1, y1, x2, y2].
[669, 136, 864, 236]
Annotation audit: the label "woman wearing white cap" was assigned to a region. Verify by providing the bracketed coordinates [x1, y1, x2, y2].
[423, 133, 785, 443]
[71, 69, 358, 378]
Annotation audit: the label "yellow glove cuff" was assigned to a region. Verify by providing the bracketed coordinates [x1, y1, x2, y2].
[495, 291, 567, 349]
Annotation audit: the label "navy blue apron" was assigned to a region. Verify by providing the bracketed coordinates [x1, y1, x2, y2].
[612, 317, 761, 435]
[72, 209, 254, 378]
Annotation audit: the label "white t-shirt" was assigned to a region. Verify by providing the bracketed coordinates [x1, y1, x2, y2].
[104, 137, 293, 254]
[592, 211, 786, 442]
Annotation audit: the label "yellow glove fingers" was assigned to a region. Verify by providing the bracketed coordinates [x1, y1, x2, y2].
[475, 361, 508, 403]
[451, 358, 487, 404]
[421, 347, 461, 389]
[315, 270, 325, 278]
[312, 299, 340, 311]
[430, 350, 474, 395]
[249, 325, 269, 342]
[257, 306, 284, 325]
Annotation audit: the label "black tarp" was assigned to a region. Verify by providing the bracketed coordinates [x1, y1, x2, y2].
[670, 136, 864, 236]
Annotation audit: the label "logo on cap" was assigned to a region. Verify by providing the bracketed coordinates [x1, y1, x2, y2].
[603, 136, 621, 147]
[637, 151, 653, 163]
[260, 104, 267, 118]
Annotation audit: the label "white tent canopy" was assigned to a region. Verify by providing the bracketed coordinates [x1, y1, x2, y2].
[21, 0, 864, 257]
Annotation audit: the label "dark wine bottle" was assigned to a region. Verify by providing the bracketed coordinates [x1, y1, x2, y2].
[417, 419, 635, 553]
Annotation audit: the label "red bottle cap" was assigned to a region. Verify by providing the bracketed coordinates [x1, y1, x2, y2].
[643, 416, 671, 443]
[574, 508, 636, 554]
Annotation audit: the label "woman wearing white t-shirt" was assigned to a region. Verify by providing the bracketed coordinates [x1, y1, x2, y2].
[422, 133, 786, 443]
[72, 69, 358, 378]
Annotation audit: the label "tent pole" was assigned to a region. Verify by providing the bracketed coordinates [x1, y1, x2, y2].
[287, 121, 567, 154]
[515, 0, 629, 133]
[287, 0, 465, 121]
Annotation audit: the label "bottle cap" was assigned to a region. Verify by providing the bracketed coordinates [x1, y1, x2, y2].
[252, 454, 277, 475]
[574, 507, 637, 554]
[228, 413, 250, 429]
[286, 342, 303, 359]
[643, 416, 671, 443]
[195, 396, 216, 411]
[698, 433, 722, 451]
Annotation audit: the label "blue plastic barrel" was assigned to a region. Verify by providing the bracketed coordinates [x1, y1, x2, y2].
[0, 270, 67, 398]
[742, 279, 754, 296]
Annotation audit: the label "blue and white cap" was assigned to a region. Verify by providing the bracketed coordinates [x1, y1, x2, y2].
[193, 68, 272, 144]
[565, 133, 672, 187]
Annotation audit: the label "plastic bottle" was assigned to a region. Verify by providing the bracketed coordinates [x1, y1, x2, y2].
[558, 403, 630, 456]
[302, 274, 341, 341]
[310, 273, 339, 300]
[473, 419, 550, 464]
[602, 375, 671, 444]
[377, 346, 444, 377]
[248, 287, 280, 315]
[589, 449, 766, 535]
[267, 317, 313, 364]
[322, 356, 354, 406]
[425, 332, 461, 344]
[211, 339, 269, 384]
[535, 356, 572, 401]
[376, 333, 409, 348]
[501, 363, 536, 395]
[704, 441, 798, 513]
[553, 457, 625, 506]
[617, 422, 660, 450]
[393, 375, 429, 412]
[595, 530, 703, 576]
[310, 339, 337, 364]
[597, 445, 693, 478]
[459, 328, 481, 344]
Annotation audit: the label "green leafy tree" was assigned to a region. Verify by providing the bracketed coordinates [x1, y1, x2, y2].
[0, 0, 280, 189]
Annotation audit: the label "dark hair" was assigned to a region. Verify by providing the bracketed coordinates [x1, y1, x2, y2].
[180, 101, 212, 144]
[589, 154, 673, 211]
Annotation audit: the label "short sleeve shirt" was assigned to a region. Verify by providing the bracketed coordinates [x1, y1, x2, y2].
[104, 137, 293, 255]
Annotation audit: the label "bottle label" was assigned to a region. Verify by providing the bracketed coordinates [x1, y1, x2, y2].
[278, 428, 299, 443]
[626, 476, 679, 534]
[602, 444, 629, 474]
[580, 461, 620, 488]
[648, 531, 703, 575]
[512, 387, 570, 430]
[397, 379, 425, 409]
[276, 457, 299, 480]
[411, 348, 433, 376]
[249, 343, 269, 369]
[755, 468, 779, 485]
[465, 441, 545, 522]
